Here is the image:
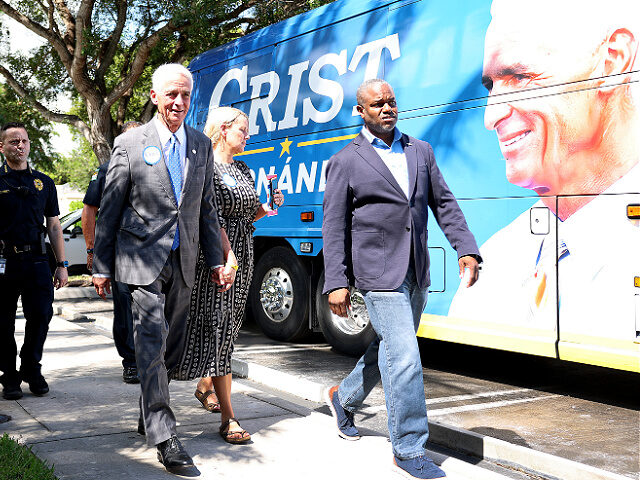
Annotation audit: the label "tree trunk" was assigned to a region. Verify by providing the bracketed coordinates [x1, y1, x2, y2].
[87, 105, 115, 164]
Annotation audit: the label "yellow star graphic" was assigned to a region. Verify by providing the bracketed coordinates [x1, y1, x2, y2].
[279, 137, 293, 158]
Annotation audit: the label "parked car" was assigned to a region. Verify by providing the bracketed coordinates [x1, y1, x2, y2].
[46, 208, 89, 276]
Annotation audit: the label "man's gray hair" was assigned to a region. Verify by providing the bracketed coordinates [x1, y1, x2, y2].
[152, 64, 193, 92]
[356, 78, 391, 105]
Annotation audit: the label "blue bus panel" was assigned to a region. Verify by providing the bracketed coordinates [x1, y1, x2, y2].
[187, 0, 640, 372]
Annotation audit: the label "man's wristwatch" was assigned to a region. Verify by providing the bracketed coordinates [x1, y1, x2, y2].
[56, 261, 69, 268]
[86, 248, 94, 254]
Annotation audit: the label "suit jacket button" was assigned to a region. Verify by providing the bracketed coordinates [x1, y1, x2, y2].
[405, 227, 410, 232]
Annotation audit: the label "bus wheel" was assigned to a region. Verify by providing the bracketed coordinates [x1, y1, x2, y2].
[316, 271, 375, 357]
[250, 246, 310, 342]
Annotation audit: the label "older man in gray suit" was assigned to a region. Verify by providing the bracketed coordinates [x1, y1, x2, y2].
[93, 64, 225, 473]
[322, 79, 481, 480]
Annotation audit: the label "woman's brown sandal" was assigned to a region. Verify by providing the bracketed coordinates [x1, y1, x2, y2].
[219, 418, 251, 444]
[194, 389, 221, 413]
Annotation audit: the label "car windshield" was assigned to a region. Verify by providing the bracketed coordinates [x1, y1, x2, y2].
[59, 209, 81, 224]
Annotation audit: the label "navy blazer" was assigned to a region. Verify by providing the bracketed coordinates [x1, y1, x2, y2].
[322, 132, 480, 293]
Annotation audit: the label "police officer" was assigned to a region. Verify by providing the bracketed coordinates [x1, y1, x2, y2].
[81, 120, 141, 384]
[0, 122, 68, 400]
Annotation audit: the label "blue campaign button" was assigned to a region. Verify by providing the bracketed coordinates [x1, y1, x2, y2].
[222, 173, 237, 188]
[143, 146, 162, 165]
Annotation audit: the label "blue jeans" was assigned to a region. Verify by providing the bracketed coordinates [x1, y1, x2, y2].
[338, 267, 429, 459]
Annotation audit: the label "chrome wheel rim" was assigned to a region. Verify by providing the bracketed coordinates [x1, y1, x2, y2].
[259, 267, 293, 322]
[331, 289, 370, 335]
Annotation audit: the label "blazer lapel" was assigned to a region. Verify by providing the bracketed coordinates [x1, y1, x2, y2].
[142, 122, 175, 206]
[181, 127, 199, 204]
[353, 133, 406, 198]
[403, 134, 418, 201]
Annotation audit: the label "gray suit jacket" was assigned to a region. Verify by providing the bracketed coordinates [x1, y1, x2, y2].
[322, 132, 480, 293]
[93, 120, 223, 287]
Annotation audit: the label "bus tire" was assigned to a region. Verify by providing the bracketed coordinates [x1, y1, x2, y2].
[316, 271, 375, 357]
[249, 246, 310, 342]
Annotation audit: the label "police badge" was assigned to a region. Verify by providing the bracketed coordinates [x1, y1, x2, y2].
[34, 178, 43, 191]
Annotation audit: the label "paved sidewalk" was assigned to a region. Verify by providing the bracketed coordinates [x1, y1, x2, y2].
[0, 296, 513, 480]
[2, 286, 628, 480]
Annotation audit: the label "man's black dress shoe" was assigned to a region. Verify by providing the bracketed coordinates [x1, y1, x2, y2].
[0, 413, 11, 423]
[122, 366, 140, 384]
[156, 435, 193, 472]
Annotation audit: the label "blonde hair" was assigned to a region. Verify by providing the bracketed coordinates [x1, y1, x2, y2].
[203, 107, 248, 147]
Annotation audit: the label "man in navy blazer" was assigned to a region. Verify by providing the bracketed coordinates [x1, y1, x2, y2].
[322, 79, 481, 480]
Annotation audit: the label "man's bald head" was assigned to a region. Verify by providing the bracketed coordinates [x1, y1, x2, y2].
[488, 0, 639, 85]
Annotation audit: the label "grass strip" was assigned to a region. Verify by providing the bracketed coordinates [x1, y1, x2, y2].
[0, 434, 56, 480]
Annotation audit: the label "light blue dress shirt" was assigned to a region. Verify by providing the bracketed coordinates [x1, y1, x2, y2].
[154, 116, 188, 183]
[361, 126, 409, 199]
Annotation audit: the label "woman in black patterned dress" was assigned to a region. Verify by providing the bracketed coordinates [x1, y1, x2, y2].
[174, 107, 283, 444]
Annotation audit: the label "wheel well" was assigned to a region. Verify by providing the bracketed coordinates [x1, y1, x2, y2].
[253, 237, 322, 273]
[253, 236, 291, 260]
[252, 238, 325, 331]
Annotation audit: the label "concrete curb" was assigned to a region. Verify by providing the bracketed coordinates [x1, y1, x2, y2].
[425, 422, 630, 480]
[233, 348, 628, 480]
[53, 299, 629, 480]
[54, 286, 104, 300]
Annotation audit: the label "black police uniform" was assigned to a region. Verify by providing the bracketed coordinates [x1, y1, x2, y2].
[84, 162, 136, 370]
[0, 162, 58, 387]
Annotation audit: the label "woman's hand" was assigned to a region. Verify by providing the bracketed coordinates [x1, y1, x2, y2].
[273, 189, 284, 207]
[218, 263, 237, 291]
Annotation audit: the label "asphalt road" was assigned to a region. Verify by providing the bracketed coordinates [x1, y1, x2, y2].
[234, 318, 640, 479]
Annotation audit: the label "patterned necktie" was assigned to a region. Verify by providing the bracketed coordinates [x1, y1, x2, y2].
[166, 135, 182, 250]
[528, 237, 570, 320]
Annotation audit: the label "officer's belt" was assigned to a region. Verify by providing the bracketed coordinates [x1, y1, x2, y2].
[0, 242, 42, 255]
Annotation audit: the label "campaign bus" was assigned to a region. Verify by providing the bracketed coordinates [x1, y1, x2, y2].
[186, 0, 640, 373]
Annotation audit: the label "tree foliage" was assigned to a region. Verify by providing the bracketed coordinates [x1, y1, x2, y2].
[0, 0, 334, 165]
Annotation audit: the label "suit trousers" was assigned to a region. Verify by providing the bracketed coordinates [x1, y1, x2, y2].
[338, 266, 429, 460]
[112, 280, 136, 369]
[129, 249, 191, 446]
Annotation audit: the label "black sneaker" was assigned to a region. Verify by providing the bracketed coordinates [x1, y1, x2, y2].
[24, 374, 49, 396]
[1, 373, 23, 400]
[122, 366, 140, 384]
[2, 383, 22, 400]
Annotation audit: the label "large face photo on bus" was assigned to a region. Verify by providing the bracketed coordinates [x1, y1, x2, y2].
[187, 0, 640, 371]
[448, 0, 640, 366]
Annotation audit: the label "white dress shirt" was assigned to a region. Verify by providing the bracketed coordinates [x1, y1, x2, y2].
[361, 127, 409, 199]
